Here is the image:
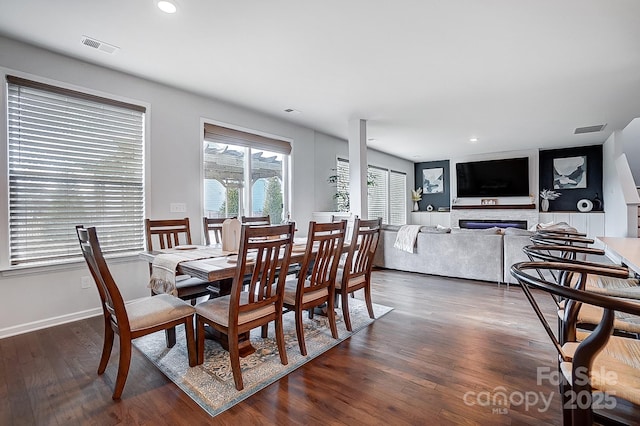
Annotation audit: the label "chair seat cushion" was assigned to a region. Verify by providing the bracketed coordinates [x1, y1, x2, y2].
[335, 270, 366, 290]
[126, 294, 195, 331]
[195, 292, 275, 327]
[562, 333, 640, 405]
[283, 278, 328, 305]
[558, 302, 640, 334]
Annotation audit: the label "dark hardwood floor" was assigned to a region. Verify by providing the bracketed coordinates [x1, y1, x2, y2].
[1, 269, 638, 425]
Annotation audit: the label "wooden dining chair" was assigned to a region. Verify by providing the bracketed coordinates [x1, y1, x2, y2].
[511, 261, 640, 425]
[203, 217, 232, 245]
[76, 225, 196, 399]
[145, 217, 212, 301]
[146, 218, 213, 347]
[522, 244, 640, 337]
[194, 222, 295, 391]
[334, 217, 382, 331]
[241, 215, 271, 226]
[283, 220, 347, 355]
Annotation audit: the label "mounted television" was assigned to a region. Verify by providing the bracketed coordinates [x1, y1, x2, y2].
[456, 157, 529, 197]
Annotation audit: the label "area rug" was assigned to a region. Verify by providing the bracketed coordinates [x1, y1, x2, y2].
[133, 299, 392, 417]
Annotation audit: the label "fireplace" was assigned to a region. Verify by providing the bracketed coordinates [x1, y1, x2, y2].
[459, 219, 528, 230]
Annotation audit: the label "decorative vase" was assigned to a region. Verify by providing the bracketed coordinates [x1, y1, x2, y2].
[593, 193, 603, 211]
[413, 201, 419, 211]
[541, 199, 549, 212]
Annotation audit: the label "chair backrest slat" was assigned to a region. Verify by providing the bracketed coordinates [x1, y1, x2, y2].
[344, 218, 382, 280]
[231, 223, 295, 317]
[241, 215, 271, 226]
[203, 217, 233, 245]
[296, 221, 347, 298]
[145, 218, 192, 250]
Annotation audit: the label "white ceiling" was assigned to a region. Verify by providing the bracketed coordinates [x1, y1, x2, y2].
[1, 0, 639, 162]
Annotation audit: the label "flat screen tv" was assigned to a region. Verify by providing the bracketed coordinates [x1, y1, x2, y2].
[456, 157, 529, 197]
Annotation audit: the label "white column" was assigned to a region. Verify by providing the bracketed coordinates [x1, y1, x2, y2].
[348, 118, 368, 219]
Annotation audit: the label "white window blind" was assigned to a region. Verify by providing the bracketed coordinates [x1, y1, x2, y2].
[390, 170, 407, 225]
[367, 166, 388, 224]
[7, 76, 145, 266]
[335, 157, 350, 212]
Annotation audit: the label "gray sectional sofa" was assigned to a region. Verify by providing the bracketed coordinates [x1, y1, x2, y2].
[373, 225, 534, 284]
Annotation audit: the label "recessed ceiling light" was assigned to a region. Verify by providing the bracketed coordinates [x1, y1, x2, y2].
[469, 137, 479, 143]
[157, 1, 177, 13]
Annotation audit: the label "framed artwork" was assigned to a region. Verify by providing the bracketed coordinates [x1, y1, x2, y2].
[423, 167, 444, 194]
[553, 156, 587, 189]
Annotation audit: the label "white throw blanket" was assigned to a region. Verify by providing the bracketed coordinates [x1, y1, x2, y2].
[149, 247, 228, 296]
[393, 225, 421, 253]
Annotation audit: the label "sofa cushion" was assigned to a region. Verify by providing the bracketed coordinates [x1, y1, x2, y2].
[382, 224, 402, 232]
[504, 227, 534, 236]
[419, 225, 451, 234]
[450, 226, 503, 235]
[535, 221, 577, 233]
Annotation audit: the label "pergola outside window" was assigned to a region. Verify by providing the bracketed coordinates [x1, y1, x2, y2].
[203, 124, 290, 224]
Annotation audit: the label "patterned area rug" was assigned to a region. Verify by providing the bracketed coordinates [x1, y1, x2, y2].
[133, 299, 392, 417]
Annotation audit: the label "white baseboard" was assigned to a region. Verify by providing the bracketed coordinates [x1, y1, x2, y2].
[0, 307, 103, 339]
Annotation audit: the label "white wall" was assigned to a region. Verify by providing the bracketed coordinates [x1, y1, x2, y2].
[620, 118, 640, 183]
[603, 131, 630, 237]
[313, 131, 414, 215]
[0, 36, 410, 337]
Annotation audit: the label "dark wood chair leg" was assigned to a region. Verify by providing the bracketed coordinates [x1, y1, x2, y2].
[295, 308, 307, 356]
[113, 335, 132, 400]
[184, 317, 197, 367]
[98, 318, 114, 375]
[261, 324, 268, 338]
[165, 327, 177, 348]
[326, 298, 339, 339]
[364, 286, 375, 319]
[275, 316, 288, 366]
[342, 291, 353, 332]
[196, 317, 206, 365]
[229, 333, 243, 391]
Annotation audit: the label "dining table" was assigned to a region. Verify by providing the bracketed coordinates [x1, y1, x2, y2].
[597, 236, 640, 277]
[138, 238, 338, 356]
[138, 240, 309, 285]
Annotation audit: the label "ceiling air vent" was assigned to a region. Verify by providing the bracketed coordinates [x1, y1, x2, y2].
[574, 124, 607, 134]
[81, 36, 120, 54]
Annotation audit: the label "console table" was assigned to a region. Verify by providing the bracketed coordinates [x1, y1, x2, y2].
[410, 209, 605, 244]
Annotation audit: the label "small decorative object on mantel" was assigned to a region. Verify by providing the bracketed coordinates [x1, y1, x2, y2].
[481, 198, 497, 206]
[539, 188, 561, 212]
[411, 188, 422, 212]
[593, 193, 603, 211]
[426, 204, 434, 212]
[577, 199, 594, 212]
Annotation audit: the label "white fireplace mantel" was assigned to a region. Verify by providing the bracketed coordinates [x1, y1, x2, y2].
[450, 208, 539, 230]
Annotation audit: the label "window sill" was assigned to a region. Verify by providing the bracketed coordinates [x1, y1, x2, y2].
[0, 252, 141, 278]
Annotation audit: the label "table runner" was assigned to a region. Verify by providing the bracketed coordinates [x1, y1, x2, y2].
[149, 247, 230, 296]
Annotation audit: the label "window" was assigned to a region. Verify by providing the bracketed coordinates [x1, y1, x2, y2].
[333, 158, 407, 225]
[389, 170, 407, 225]
[6, 76, 146, 267]
[367, 166, 388, 223]
[203, 124, 290, 224]
[334, 157, 350, 212]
